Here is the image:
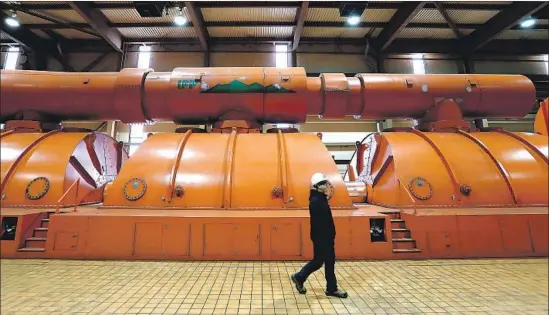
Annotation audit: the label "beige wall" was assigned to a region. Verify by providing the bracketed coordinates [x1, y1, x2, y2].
[297, 54, 372, 73]
[124, 51, 204, 70]
[46, 53, 119, 72]
[210, 52, 277, 67]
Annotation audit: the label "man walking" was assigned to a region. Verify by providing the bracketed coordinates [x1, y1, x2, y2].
[291, 173, 348, 298]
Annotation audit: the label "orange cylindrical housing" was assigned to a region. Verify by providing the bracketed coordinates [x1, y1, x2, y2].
[0, 68, 536, 123]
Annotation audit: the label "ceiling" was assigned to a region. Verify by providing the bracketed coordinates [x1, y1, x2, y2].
[1, 1, 548, 55]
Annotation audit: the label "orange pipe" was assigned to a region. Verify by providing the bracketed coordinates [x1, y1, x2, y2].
[0, 68, 536, 124]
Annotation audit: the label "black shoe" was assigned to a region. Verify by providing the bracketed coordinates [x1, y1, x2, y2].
[326, 289, 348, 298]
[291, 274, 306, 294]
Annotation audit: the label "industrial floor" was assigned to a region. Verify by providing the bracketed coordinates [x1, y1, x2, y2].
[1, 258, 547, 315]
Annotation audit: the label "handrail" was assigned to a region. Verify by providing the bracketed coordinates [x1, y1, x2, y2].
[405, 128, 462, 202]
[55, 178, 80, 214]
[456, 129, 518, 205]
[0, 129, 15, 139]
[277, 130, 289, 205]
[166, 130, 192, 202]
[222, 129, 237, 208]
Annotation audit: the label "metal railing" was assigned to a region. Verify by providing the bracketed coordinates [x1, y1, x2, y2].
[55, 178, 80, 214]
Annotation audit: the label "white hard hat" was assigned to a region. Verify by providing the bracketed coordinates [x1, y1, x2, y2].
[311, 173, 329, 186]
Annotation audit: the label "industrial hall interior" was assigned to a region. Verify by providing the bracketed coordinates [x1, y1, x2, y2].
[0, 0, 548, 314]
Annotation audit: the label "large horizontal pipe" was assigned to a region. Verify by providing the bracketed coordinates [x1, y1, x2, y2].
[0, 67, 536, 124]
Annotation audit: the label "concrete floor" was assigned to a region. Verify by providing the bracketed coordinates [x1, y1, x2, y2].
[1, 258, 547, 315]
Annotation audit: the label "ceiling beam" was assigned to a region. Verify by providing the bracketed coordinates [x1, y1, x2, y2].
[185, 1, 209, 51]
[0, 2, 511, 10]
[292, 1, 309, 51]
[434, 2, 462, 39]
[22, 21, 549, 30]
[374, 1, 426, 52]
[0, 11, 71, 69]
[69, 1, 123, 52]
[0, 12, 47, 51]
[460, 1, 548, 53]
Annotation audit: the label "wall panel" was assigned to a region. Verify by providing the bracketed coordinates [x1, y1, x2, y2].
[210, 52, 275, 67]
[473, 60, 547, 75]
[297, 53, 371, 73]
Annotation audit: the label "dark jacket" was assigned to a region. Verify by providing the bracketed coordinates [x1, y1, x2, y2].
[309, 189, 336, 243]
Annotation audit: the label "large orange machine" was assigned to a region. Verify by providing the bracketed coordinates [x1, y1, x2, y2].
[0, 67, 547, 260]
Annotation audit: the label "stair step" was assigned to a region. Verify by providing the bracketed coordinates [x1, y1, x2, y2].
[392, 238, 415, 242]
[34, 229, 48, 238]
[41, 219, 49, 228]
[391, 229, 411, 238]
[393, 248, 422, 253]
[35, 227, 48, 231]
[27, 237, 47, 241]
[17, 247, 45, 252]
[390, 219, 406, 229]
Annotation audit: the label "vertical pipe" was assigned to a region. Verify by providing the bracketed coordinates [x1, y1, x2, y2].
[277, 130, 289, 205]
[166, 130, 192, 203]
[222, 129, 237, 208]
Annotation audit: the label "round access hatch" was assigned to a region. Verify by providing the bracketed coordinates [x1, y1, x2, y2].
[123, 178, 147, 201]
[25, 177, 51, 200]
[408, 177, 433, 200]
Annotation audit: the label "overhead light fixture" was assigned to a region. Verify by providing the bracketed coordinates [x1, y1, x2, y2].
[339, 3, 367, 26]
[174, 7, 186, 26]
[520, 17, 536, 28]
[347, 15, 360, 26]
[4, 10, 20, 28]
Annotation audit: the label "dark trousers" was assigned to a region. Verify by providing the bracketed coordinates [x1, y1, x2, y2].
[295, 240, 338, 292]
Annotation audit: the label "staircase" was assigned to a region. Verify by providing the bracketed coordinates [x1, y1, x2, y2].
[380, 210, 421, 254]
[18, 212, 52, 253]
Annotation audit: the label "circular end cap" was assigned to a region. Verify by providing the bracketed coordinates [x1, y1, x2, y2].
[25, 177, 50, 200]
[123, 178, 147, 201]
[408, 177, 433, 200]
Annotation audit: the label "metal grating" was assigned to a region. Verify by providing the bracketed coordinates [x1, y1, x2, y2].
[302, 27, 375, 38]
[442, 1, 511, 4]
[306, 8, 396, 22]
[118, 27, 197, 39]
[31, 29, 51, 39]
[101, 7, 190, 23]
[5, 1, 68, 4]
[53, 29, 99, 39]
[495, 29, 549, 40]
[37, 9, 88, 23]
[447, 9, 498, 24]
[410, 9, 446, 24]
[201, 8, 297, 22]
[398, 28, 457, 39]
[6, 10, 53, 24]
[0, 31, 11, 40]
[208, 26, 293, 38]
[457, 29, 476, 36]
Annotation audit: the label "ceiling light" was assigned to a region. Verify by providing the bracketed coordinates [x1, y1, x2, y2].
[347, 15, 360, 26]
[174, 15, 186, 26]
[4, 11, 20, 28]
[174, 7, 186, 26]
[520, 17, 536, 28]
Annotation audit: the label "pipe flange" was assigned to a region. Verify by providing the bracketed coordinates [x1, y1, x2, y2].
[326, 181, 334, 200]
[408, 177, 432, 201]
[123, 178, 147, 201]
[175, 185, 184, 198]
[460, 184, 472, 196]
[272, 186, 283, 198]
[25, 177, 50, 200]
